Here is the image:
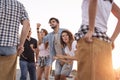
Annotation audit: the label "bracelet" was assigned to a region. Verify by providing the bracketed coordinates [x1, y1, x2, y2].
[37, 28, 39, 30]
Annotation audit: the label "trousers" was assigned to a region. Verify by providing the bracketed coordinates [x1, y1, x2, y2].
[75, 38, 115, 80]
[0, 54, 17, 80]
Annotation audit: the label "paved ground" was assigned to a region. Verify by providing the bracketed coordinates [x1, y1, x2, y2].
[16, 69, 75, 80]
[16, 58, 120, 80]
[16, 69, 55, 80]
[16, 58, 76, 80]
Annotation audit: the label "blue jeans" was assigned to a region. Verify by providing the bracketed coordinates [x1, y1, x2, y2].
[20, 60, 36, 80]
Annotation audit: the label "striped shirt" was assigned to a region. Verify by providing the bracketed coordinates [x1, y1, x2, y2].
[0, 0, 29, 46]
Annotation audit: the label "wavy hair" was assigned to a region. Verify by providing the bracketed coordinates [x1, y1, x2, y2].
[60, 29, 74, 48]
[39, 29, 48, 49]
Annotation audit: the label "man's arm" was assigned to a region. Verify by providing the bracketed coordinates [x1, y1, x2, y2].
[17, 20, 30, 55]
[54, 55, 77, 60]
[35, 42, 40, 63]
[84, 0, 98, 42]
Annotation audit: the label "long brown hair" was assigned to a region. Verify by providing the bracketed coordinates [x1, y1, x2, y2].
[60, 29, 74, 48]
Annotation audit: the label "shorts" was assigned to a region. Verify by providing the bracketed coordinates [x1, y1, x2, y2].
[38, 55, 51, 67]
[55, 60, 73, 76]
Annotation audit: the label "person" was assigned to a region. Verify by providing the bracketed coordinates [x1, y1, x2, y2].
[19, 29, 37, 80]
[42, 17, 67, 80]
[0, 0, 30, 80]
[54, 29, 77, 79]
[74, 0, 120, 80]
[36, 23, 51, 80]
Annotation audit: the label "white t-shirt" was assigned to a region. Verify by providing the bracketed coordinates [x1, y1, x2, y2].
[81, 0, 113, 32]
[64, 41, 77, 56]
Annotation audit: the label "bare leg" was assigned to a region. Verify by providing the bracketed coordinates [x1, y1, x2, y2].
[55, 75, 61, 80]
[44, 66, 51, 80]
[37, 66, 44, 80]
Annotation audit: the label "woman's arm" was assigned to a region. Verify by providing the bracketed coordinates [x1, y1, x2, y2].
[111, 3, 120, 42]
[36, 23, 42, 42]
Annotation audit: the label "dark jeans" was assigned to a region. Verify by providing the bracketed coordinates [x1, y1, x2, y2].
[20, 60, 36, 80]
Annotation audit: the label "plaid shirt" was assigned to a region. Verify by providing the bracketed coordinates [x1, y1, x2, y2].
[0, 0, 29, 46]
[75, 25, 111, 43]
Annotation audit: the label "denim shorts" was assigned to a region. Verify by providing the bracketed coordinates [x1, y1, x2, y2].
[0, 46, 16, 56]
[38, 55, 51, 67]
[55, 60, 73, 76]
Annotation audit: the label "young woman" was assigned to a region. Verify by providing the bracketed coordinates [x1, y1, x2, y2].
[36, 23, 51, 80]
[74, 0, 120, 80]
[54, 29, 77, 79]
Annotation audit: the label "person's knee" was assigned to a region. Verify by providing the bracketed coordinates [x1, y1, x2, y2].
[55, 75, 60, 80]
[44, 76, 49, 80]
[44, 72, 50, 80]
[37, 75, 42, 80]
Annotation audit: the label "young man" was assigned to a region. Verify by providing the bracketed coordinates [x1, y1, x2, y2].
[41, 17, 69, 80]
[19, 29, 37, 80]
[0, 0, 30, 80]
[75, 0, 120, 80]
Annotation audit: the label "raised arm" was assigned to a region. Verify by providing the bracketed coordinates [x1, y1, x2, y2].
[36, 23, 41, 42]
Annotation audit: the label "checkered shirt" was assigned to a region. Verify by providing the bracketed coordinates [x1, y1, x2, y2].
[75, 25, 111, 43]
[0, 0, 29, 46]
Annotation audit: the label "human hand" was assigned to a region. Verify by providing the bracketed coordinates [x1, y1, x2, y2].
[111, 41, 115, 49]
[30, 44, 35, 52]
[53, 56, 58, 60]
[57, 55, 65, 59]
[84, 30, 93, 43]
[36, 23, 41, 28]
[17, 45, 24, 56]
[30, 44, 34, 48]
[35, 61, 39, 67]
[110, 38, 115, 49]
